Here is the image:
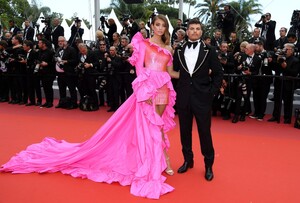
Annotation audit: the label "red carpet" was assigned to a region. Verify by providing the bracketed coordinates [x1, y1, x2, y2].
[1, 102, 300, 203]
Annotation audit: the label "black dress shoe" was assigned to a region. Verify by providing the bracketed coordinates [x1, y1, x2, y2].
[205, 167, 214, 181]
[239, 115, 246, 121]
[66, 104, 78, 110]
[177, 161, 194, 173]
[46, 103, 53, 108]
[25, 103, 35, 106]
[232, 115, 239, 123]
[0, 98, 8, 102]
[40, 103, 49, 108]
[267, 117, 278, 122]
[284, 119, 291, 124]
[36, 102, 41, 106]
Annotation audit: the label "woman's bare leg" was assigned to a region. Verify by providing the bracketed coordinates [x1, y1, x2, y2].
[156, 104, 174, 175]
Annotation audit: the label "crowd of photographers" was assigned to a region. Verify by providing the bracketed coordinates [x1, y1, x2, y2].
[171, 8, 300, 125]
[0, 10, 300, 125]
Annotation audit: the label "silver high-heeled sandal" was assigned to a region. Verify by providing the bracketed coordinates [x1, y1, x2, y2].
[165, 157, 174, 176]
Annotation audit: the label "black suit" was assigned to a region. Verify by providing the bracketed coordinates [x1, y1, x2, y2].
[10, 26, 21, 37]
[23, 26, 35, 41]
[25, 50, 41, 104]
[255, 20, 276, 51]
[56, 46, 77, 105]
[51, 25, 64, 50]
[37, 48, 55, 105]
[173, 41, 223, 168]
[77, 50, 99, 103]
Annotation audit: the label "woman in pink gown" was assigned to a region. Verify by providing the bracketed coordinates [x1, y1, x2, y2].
[0, 14, 178, 199]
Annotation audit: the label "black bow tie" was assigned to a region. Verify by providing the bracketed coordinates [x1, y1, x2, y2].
[187, 41, 198, 49]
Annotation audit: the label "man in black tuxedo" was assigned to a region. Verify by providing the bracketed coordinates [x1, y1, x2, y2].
[23, 20, 35, 41]
[37, 38, 55, 108]
[77, 43, 99, 106]
[51, 18, 64, 50]
[19, 40, 40, 106]
[55, 36, 78, 109]
[255, 13, 276, 51]
[173, 18, 223, 181]
[68, 19, 84, 48]
[9, 20, 21, 37]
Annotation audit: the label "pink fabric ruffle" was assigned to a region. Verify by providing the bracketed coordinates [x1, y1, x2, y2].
[1, 32, 176, 199]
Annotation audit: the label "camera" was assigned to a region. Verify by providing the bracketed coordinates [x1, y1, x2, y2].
[121, 49, 131, 59]
[275, 49, 287, 64]
[54, 53, 64, 70]
[107, 63, 114, 75]
[216, 10, 226, 28]
[74, 17, 82, 23]
[97, 76, 107, 90]
[17, 54, 25, 62]
[34, 60, 41, 73]
[241, 61, 250, 71]
[261, 14, 266, 19]
[40, 17, 50, 24]
[76, 63, 85, 75]
[218, 52, 227, 61]
[100, 16, 106, 23]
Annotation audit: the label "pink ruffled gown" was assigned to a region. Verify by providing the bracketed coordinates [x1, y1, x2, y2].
[0, 32, 176, 199]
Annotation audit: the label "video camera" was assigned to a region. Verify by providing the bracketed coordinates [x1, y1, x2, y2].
[275, 49, 287, 64]
[40, 17, 51, 24]
[74, 17, 82, 23]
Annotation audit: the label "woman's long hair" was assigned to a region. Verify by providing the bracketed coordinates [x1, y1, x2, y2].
[151, 14, 170, 45]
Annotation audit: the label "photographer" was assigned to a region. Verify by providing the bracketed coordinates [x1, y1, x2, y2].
[0, 40, 9, 102]
[77, 43, 99, 109]
[217, 41, 235, 74]
[172, 29, 186, 50]
[232, 43, 261, 123]
[23, 20, 35, 42]
[101, 17, 116, 45]
[210, 29, 223, 49]
[51, 18, 64, 50]
[218, 5, 235, 42]
[41, 17, 52, 42]
[19, 40, 41, 106]
[249, 41, 273, 121]
[268, 43, 299, 124]
[36, 38, 55, 108]
[55, 36, 78, 109]
[94, 40, 108, 106]
[9, 20, 21, 37]
[248, 28, 266, 46]
[171, 19, 186, 46]
[7, 35, 27, 104]
[68, 18, 84, 49]
[103, 46, 122, 112]
[255, 13, 276, 51]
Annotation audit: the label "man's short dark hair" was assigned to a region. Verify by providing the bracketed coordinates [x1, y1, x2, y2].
[187, 18, 201, 29]
[287, 33, 297, 39]
[254, 40, 264, 46]
[225, 5, 231, 9]
[13, 35, 23, 44]
[23, 40, 33, 49]
[39, 38, 50, 48]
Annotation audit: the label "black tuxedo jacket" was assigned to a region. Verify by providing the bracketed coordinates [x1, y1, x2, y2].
[26, 49, 38, 73]
[24, 26, 35, 41]
[57, 46, 77, 74]
[173, 41, 223, 108]
[78, 50, 99, 74]
[51, 25, 64, 48]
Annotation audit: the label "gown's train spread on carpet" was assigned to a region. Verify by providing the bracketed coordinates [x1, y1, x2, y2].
[0, 33, 176, 199]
